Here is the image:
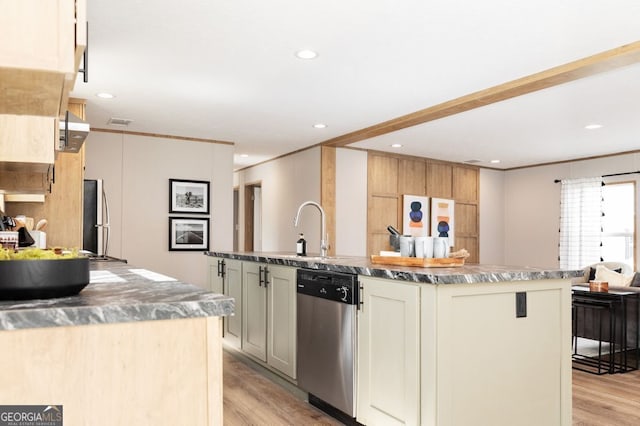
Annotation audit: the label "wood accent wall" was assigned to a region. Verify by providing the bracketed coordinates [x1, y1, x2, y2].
[6, 99, 86, 249]
[367, 152, 480, 263]
[320, 146, 336, 256]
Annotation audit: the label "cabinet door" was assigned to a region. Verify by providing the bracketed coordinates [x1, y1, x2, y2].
[224, 259, 243, 349]
[266, 265, 297, 378]
[208, 257, 224, 294]
[426, 162, 452, 199]
[357, 276, 420, 425]
[0, 0, 85, 116]
[434, 283, 571, 426]
[242, 262, 267, 361]
[0, 115, 55, 172]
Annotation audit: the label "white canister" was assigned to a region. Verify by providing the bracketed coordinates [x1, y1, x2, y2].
[414, 236, 426, 258]
[433, 237, 450, 258]
[399, 236, 415, 257]
[424, 237, 434, 258]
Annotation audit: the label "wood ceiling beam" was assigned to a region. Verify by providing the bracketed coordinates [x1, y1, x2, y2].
[321, 41, 640, 147]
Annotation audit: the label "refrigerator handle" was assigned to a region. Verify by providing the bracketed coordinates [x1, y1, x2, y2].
[102, 184, 111, 257]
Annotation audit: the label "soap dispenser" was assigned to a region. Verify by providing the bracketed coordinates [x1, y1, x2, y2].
[296, 233, 307, 256]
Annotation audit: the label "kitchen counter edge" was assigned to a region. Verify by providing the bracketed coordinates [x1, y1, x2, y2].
[205, 251, 583, 284]
[0, 261, 234, 331]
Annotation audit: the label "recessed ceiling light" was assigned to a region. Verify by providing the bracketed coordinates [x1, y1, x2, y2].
[490, 159, 501, 164]
[391, 143, 402, 148]
[313, 123, 327, 129]
[96, 92, 114, 99]
[585, 124, 603, 130]
[295, 49, 318, 59]
[240, 154, 249, 158]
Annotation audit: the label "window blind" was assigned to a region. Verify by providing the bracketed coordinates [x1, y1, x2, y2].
[559, 177, 603, 269]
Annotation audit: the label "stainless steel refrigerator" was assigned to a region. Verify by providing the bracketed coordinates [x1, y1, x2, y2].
[83, 179, 110, 258]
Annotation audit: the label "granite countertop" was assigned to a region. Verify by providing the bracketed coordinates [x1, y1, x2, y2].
[206, 251, 584, 284]
[0, 261, 234, 331]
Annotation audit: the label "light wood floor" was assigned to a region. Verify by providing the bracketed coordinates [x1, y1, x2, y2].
[223, 351, 342, 425]
[223, 350, 640, 425]
[573, 367, 640, 425]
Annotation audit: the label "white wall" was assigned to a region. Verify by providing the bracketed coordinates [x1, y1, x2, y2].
[479, 168, 505, 264]
[84, 131, 234, 288]
[235, 148, 322, 254]
[336, 148, 367, 256]
[503, 152, 640, 269]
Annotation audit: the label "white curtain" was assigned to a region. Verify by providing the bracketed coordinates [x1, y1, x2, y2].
[559, 177, 603, 269]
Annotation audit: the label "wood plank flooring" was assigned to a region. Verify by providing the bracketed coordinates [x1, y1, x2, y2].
[223, 349, 640, 425]
[573, 367, 640, 426]
[223, 351, 341, 425]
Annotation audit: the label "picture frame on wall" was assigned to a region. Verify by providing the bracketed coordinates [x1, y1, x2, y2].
[402, 195, 430, 237]
[169, 217, 210, 251]
[431, 198, 455, 246]
[169, 179, 210, 214]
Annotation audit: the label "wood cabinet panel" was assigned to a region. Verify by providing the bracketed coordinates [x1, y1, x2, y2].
[0, 317, 222, 426]
[455, 236, 479, 263]
[369, 195, 398, 232]
[452, 166, 479, 202]
[0, 115, 55, 172]
[398, 158, 426, 196]
[0, 170, 51, 194]
[368, 195, 398, 255]
[0, 0, 86, 116]
[321, 146, 336, 256]
[5, 100, 85, 249]
[426, 162, 452, 198]
[367, 152, 479, 259]
[369, 154, 398, 195]
[455, 203, 478, 235]
[370, 233, 393, 257]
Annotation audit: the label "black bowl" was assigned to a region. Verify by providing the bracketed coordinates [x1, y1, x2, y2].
[0, 257, 90, 300]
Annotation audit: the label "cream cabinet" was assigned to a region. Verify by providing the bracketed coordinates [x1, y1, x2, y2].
[0, 0, 87, 117]
[208, 257, 242, 349]
[242, 262, 297, 379]
[426, 282, 572, 426]
[266, 264, 297, 378]
[242, 262, 267, 360]
[357, 276, 421, 425]
[357, 275, 572, 426]
[208, 257, 225, 294]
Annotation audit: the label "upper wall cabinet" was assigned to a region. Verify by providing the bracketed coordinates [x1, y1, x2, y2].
[0, 0, 87, 117]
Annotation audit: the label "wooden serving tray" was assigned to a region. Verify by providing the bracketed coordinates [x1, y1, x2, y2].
[370, 255, 465, 267]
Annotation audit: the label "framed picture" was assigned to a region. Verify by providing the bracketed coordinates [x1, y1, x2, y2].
[169, 217, 210, 251]
[402, 195, 430, 237]
[169, 179, 210, 214]
[431, 198, 455, 246]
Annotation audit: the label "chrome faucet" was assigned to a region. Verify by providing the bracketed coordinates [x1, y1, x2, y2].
[294, 201, 328, 257]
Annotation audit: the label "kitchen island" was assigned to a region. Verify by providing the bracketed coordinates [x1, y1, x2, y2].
[0, 261, 233, 425]
[208, 251, 582, 426]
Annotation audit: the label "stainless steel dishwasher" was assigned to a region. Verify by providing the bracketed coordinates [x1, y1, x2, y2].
[297, 268, 359, 424]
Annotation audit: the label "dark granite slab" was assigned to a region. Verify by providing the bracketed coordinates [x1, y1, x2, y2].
[206, 251, 583, 284]
[0, 261, 233, 331]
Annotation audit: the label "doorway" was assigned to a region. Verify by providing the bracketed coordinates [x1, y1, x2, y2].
[233, 187, 239, 251]
[244, 183, 262, 252]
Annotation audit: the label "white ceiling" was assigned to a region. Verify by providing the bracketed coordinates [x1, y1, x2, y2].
[70, 0, 640, 170]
